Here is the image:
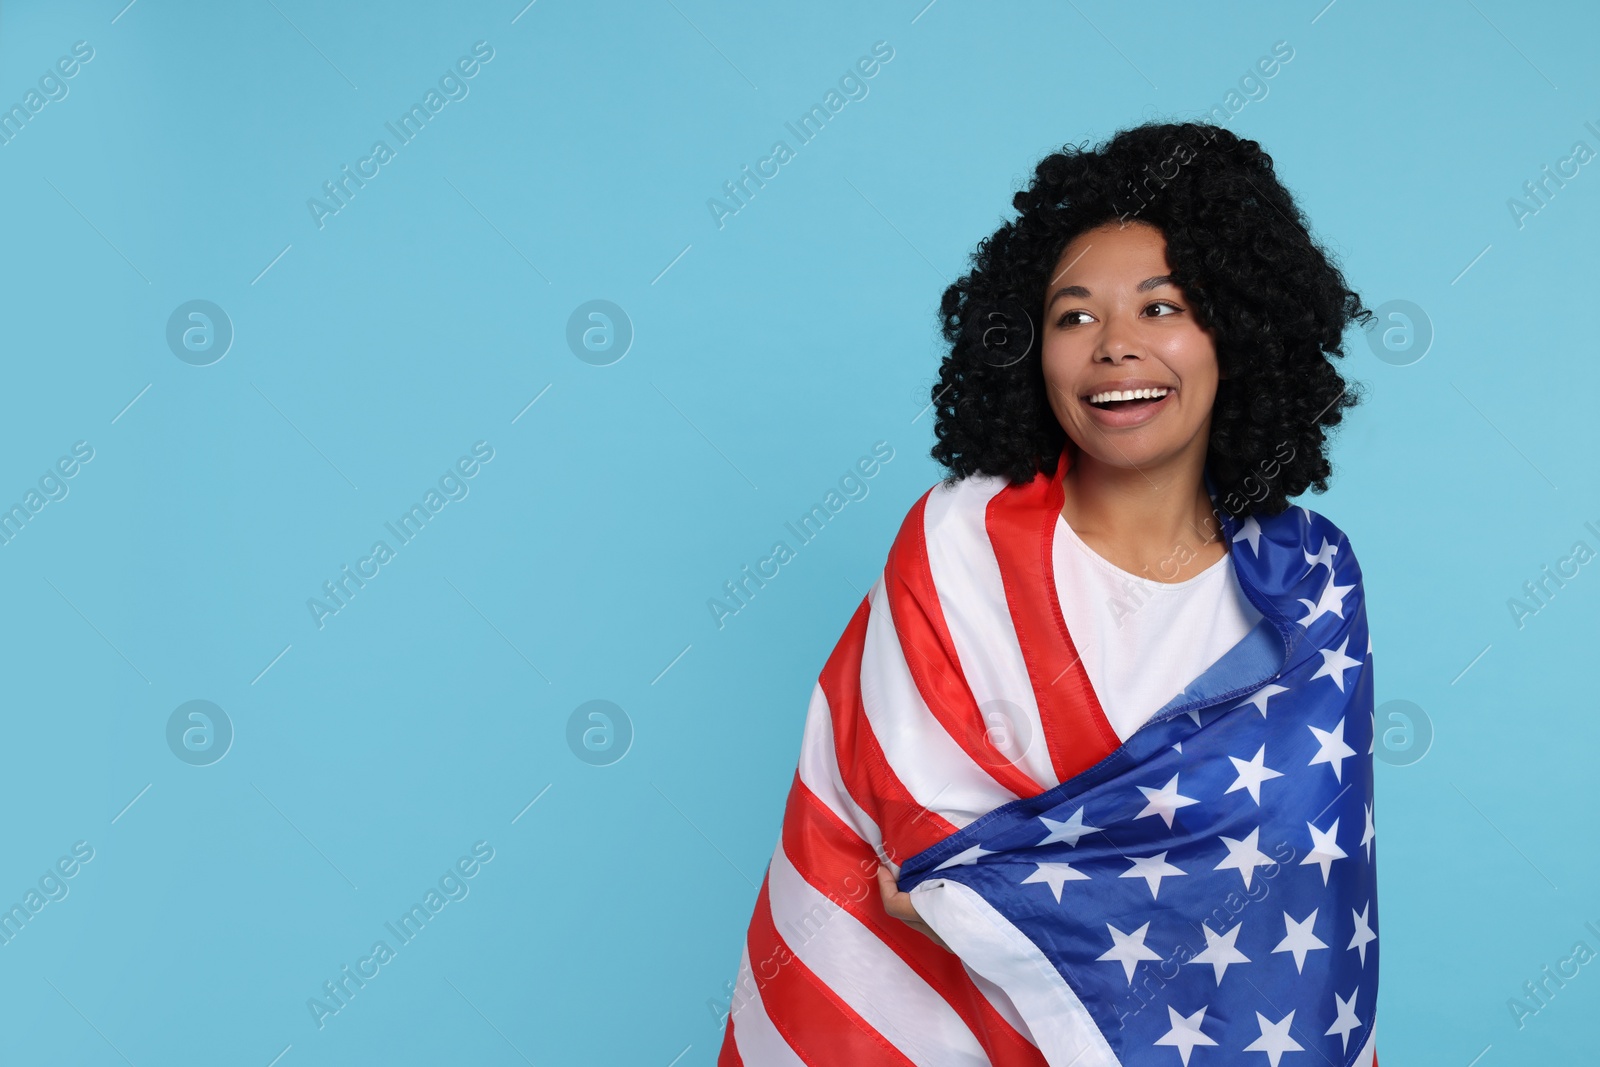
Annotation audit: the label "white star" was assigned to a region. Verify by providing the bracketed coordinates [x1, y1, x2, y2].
[1325, 987, 1362, 1053]
[1243, 1009, 1304, 1066]
[1307, 717, 1357, 782]
[1121, 850, 1188, 900]
[1237, 683, 1289, 717]
[1185, 709, 1203, 727]
[1296, 574, 1356, 628]
[1301, 817, 1347, 886]
[1172, 741, 1184, 754]
[1188, 921, 1251, 983]
[1226, 744, 1285, 804]
[1309, 637, 1362, 692]
[1135, 774, 1200, 829]
[1215, 827, 1275, 889]
[934, 843, 997, 871]
[1233, 515, 1263, 555]
[1303, 537, 1339, 577]
[1271, 908, 1328, 973]
[1349, 900, 1377, 965]
[1036, 806, 1102, 848]
[1097, 920, 1163, 983]
[1361, 801, 1375, 861]
[1154, 1004, 1218, 1066]
[1020, 861, 1090, 903]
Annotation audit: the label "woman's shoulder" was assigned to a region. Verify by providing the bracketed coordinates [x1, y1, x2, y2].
[901, 470, 1014, 542]
[1243, 502, 1367, 583]
[1256, 501, 1356, 544]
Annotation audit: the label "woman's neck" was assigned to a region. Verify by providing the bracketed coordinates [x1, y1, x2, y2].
[1059, 452, 1226, 584]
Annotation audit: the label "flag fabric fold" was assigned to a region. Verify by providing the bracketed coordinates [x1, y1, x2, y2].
[718, 443, 1379, 1067]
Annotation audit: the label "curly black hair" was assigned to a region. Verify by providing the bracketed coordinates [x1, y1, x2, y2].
[928, 121, 1373, 519]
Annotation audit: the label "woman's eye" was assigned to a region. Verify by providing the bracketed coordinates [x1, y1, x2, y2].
[1055, 302, 1181, 329]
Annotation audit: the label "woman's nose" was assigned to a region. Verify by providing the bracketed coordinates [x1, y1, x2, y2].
[1095, 318, 1146, 362]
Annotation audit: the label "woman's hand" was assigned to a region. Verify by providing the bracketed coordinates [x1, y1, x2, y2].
[876, 864, 951, 951]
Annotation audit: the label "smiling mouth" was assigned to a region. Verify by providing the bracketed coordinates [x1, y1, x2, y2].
[1085, 392, 1172, 412]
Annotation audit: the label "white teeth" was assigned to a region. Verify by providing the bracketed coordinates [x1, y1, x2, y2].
[1088, 387, 1170, 405]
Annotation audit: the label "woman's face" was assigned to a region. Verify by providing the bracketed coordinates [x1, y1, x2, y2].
[1039, 220, 1219, 475]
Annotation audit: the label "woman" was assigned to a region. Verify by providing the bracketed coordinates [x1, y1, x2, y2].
[719, 122, 1380, 1067]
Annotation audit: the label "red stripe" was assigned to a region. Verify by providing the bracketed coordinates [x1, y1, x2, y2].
[781, 768, 1052, 1067]
[985, 444, 1120, 783]
[745, 868, 919, 1067]
[883, 490, 1048, 800]
[818, 593, 957, 864]
[716, 1013, 743, 1067]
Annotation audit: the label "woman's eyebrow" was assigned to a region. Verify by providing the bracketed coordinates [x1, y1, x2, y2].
[1047, 274, 1175, 305]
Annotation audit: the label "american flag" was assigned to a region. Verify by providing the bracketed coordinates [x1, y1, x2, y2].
[718, 443, 1378, 1067]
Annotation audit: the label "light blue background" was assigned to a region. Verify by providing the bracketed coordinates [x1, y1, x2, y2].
[0, 0, 1594, 1063]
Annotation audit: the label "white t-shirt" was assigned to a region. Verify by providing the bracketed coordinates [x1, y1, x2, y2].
[1052, 513, 1263, 742]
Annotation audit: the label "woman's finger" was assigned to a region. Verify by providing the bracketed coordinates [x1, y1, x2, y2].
[876, 864, 921, 921]
[876, 865, 953, 951]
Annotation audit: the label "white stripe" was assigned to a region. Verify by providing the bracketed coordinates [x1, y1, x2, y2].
[961, 963, 1037, 1049]
[1352, 1016, 1377, 1066]
[923, 474, 1058, 792]
[767, 841, 990, 1067]
[909, 876, 1123, 1067]
[861, 576, 1020, 827]
[727, 941, 808, 1067]
[795, 680, 883, 851]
